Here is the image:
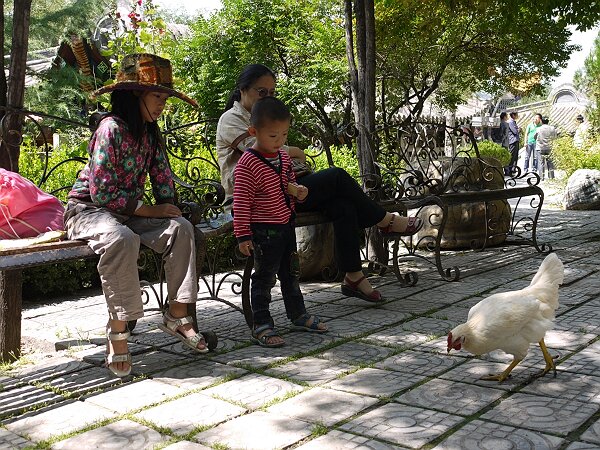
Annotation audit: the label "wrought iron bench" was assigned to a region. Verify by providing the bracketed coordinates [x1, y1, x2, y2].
[371, 120, 552, 282]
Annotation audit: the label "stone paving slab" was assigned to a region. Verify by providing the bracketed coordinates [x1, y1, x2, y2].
[202, 372, 303, 408]
[194, 410, 312, 449]
[341, 308, 412, 327]
[209, 344, 298, 369]
[394, 378, 504, 416]
[52, 419, 166, 449]
[326, 367, 428, 397]
[267, 386, 378, 426]
[480, 393, 599, 436]
[375, 350, 465, 376]
[431, 419, 565, 449]
[296, 429, 404, 449]
[566, 442, 600, 450]
[266, 356, 353, 385]
[521, 372, 600, 405]
[163, 441, 211, 450]
[5, 400, 115, 442]
[399, 316, 454, 336]
[0, 427, 34, 449]
[581, 418, 600, 445]
[0, 383, 64, 419]
[339, 403, 464, 448]
[151, 359, 247, 390]
[558, 347, 600, 376]
[84, 378, 184, 413]
[6, 356, 94, 383]
[44, 366, 126, 397]
[135, 392, 246, 435]
[278, 330, 340, 351]
[305, 302, 364, 319]
[361, 327, 430, 349]
[159, 337, 240, 355]
[438, 359, 538, 391]
[323, 317, 384, 338]
[317, 341, 394, 365]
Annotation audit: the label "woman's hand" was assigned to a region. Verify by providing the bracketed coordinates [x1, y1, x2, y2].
[238, 240, 254, 257]
[135, 203, 182, 218]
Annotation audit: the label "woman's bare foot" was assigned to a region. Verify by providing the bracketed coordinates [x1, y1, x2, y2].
[106, 320, 131, 375]
[377, 213, 423, 236]
[345, 271, 375, 295]
[168, 302, 207, 352]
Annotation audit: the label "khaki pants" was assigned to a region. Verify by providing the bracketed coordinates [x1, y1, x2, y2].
[64, 202, 197, 321]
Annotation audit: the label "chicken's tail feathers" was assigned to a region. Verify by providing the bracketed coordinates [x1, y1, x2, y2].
[527, 253, 564, 309]
[530, 253, 564, 288]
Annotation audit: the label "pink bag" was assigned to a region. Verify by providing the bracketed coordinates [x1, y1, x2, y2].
[0, 168, 65, 239]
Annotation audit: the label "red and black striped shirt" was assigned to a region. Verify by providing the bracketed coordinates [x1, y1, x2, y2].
[233, 149, 297, 241]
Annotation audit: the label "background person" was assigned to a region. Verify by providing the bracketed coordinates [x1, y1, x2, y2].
[216, 64, 422, 303]
[535, 116, 558, 180]
[506, 111, 520, 174]
[524, 113, 542, 173]
[65, 54, 207, 377]
[573, 114, 589, 149]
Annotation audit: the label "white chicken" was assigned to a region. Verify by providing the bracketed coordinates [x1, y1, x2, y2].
[447, 253, 564, 382]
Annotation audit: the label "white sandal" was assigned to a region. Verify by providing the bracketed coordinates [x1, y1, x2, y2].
[158, 312, 209, 354]
[105, 328, 132, 377]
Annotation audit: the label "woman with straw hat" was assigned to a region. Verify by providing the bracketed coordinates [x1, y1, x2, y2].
[64, 54, 206, 377]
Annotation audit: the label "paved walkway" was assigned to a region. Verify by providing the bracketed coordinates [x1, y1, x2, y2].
[1, 203, 600, 449]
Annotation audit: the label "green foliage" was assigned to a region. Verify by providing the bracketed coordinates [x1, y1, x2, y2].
[375, 0, 585, 117]
[22, 260, 101, 299]
[473, 140, 511, 166]
[170, 0, 348, 144]
[104, 0, 174, 65]
[551, 135, 600, 177]
[574, 31, 600, 132]
[4, 0, 111, 51]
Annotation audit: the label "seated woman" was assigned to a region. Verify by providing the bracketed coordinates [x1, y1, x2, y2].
[216, 64, 421, 302]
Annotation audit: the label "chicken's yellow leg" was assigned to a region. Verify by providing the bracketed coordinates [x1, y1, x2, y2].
[481, 358, 522, 382]
[538, 339, 557, 377]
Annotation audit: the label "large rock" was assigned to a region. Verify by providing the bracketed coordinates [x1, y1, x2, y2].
[295, 223, 337, 280]
[414, 156, 510, 249]
[563, 169, 600, 210]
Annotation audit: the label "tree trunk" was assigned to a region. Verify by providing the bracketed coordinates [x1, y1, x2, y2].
[0, 270, 22, 362]
[345, 0, 386, 263]
[2, 0, 32, 172]
[0, 0, 32, 362]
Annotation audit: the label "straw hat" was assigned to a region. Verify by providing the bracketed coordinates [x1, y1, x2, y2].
[92, 53, 197, 107]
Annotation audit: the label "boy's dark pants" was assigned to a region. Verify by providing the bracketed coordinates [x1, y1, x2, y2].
[250, 222, 306, 328]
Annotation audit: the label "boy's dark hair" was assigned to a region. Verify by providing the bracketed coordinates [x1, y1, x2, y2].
[542, 117, 549, 125]
[250, 97, 290, 129]
[510, 111, 518, 119]
[500, 112, 507, 120]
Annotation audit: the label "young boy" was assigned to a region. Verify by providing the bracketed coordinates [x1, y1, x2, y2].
[233, 97, 327, 347]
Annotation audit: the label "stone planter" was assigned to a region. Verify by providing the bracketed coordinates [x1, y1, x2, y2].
[415, 156, 511, 249]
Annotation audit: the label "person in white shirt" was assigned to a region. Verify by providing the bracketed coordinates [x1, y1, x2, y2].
[535, 117, 558, 180]
[573, 114, 589, 149]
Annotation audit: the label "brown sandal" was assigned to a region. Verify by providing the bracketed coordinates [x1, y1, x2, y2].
[341, 276, 383, 303]
[379, 215, 423, 237]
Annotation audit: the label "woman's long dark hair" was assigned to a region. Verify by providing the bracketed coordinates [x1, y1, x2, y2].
[224, 64, 276, 112]
[110, 90, 160, 145]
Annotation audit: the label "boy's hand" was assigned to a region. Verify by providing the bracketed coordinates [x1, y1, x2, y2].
[238, 240, 254, 257]
[287, 182, 308, 201]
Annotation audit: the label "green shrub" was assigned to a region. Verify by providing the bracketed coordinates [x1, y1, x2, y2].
[551, 135, 600, 177]
[473, 140, 511, 166]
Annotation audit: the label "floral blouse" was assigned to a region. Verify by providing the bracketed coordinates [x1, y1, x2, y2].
[68, 116, 175, 215]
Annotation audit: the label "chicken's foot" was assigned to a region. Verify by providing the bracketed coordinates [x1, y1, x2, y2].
[537, 339, 557, 378]
[481, 358, 522, 382]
